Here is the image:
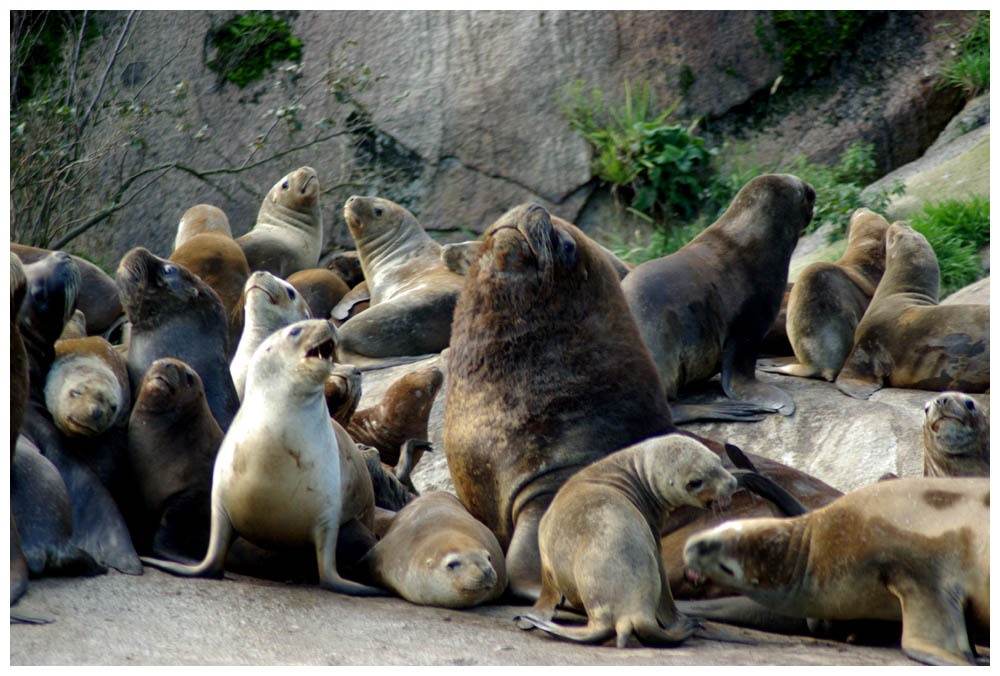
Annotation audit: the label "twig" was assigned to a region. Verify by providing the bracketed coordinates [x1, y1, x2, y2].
[64, 11, 88, 109]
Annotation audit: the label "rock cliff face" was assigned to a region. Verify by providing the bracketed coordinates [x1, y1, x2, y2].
[72, 10, 967, 266]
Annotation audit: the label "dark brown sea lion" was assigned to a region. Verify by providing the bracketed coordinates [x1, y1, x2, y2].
[140, 320, 385, 596]
[45, 336, 130, 438]
[11, 252, 29, 452]
[173, 203, 233, 251]
[326, 250, 365, 288]
[115, 247, 240, 431]
[169, 232, 251, 357]
[766, 208, 890, 381]
[518, 435, 737, 648]
[338, 196, 465, 365]
[359, 491, 506, 608]
[684, 477, 990, 665]
[922, 392, 989, 477]
[287, 268, 350, 319]
[444, 203, 679, 599]
[621, 174, 816, 416]
[11, 242, 124, 337]
[235, 166, 323, 278]
[127, 358, 222, 561]
[835, 222, 989, 398]
[325, 364, 362, 428]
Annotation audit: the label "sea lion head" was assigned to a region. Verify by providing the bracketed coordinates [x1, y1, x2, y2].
[175, 204, 232, 250]
[417, 540, 500, 608]
[883, 222, 940, 300]
[115, 247, 225, 331]
[845, 208, 891, 261]
[923, 392, 989, 461]
[261, 166, 321, 226]
[342, 195, 418, 244]
[240, 270, 312, 331]
[21, 251, 81, 345]
[641, 435, 738, 511]
[325, 363, 363, 426]
[682, 517, 796, 595]
[720, 174, 815, 244]
[379, 366, 444, 426]
[248, 318, 339, 397]
[133, 357, 206, 418]
[11, 252, 27, 322]
[44, 348, 124, 437]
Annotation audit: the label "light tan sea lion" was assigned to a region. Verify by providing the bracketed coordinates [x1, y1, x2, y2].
[359, 491, 506, 607]
[922, 392, 989, 477]
[767, 208, 890, 381]
[683, 477, 990, 665]
[235, 166, 323, 278]
[173, 204, 233, 251]
[835, 222, 989, 398]
[518, 435, 737, 648]
[45, 336, 130, 438]
[139, 319, 384, 596]
[621, 174, 816, 417]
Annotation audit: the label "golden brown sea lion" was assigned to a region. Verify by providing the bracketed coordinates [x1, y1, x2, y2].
[45, 336, 130, 438]
[835, 222, 989, 398]
[683, 477, 990, 665]
[922, 391, 989, 477]
[287, 268, 350, 319]
[173, 204, 233, 251]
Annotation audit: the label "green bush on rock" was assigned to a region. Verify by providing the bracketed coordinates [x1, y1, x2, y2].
[208, 11, 304, 89]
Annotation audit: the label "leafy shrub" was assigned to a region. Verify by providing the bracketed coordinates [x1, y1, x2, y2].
[937, 12, 989, 98]
[908, 196, 990, 297]
[756, 11, 871, 85]
[208, 11, 303, 89]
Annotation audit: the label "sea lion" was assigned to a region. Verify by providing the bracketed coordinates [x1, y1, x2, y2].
[57, 309, 88, 341]
[518, 434, 738, 648]
[347, 365, 443, 471]
[169, 232, 251, 356]
[235, 166, 323, 278]
[326, 250, 365, 288]
[229, 270, 312, 400]
[757, 283, 794, 357]
[11, 252, 29, 452]
[835, 222, 990, 398]
[116, 247, 240, 431]
[140, 319, 385, 596]
[766, 208, 890, 381]
[287, 268, 350, 319]
[621, 174, 816, 416]
[445, 203, 679, 599]
[330, 281, 371, 325]
[337, 195, 465, 364]
[359, 491, 505, 607]
[44, 336, 130, 438]
[11, 242, 124, 337]
[357, 445, 416, 512]
[922, 392, 989, 477]
[325, 363, 362, 427]
[173, 204, 233, 251]
[683, 477, 990, 666]
[127, 358, 222, 561]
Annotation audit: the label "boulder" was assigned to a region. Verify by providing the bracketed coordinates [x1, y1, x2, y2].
[941, 275, 989, 305]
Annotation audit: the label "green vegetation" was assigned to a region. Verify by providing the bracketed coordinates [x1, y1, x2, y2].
[908, 196, 990, 297]
[207, 11, 303, 89]
[756, 11, 870, 85]
[937, 12, 989, 98]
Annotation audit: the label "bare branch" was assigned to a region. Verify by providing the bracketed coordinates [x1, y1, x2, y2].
[64, 10, 88, 108]
[76, 10, 136, 138]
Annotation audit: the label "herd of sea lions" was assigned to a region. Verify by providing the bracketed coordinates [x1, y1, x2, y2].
[10, 166, 989, 665]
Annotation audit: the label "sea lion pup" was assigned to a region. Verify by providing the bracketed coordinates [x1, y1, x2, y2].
[518, 435, 738, 648]
[922, 392, 989, 477]
[445, 203, 679, 599]
[140, 319, 385, 596]
[173, 204, 233, 251]
[169, 232, 251, 357]
[835, 222, 990, 399]
[325, 363, 362, 427]
[116, 247, 240, 431]
[337, 195, 466, 365]
[326, 250, 365, 288]
[44, 336, 129, 438]
[621, 174, 816, 417]
[235, 166, 323, 278]
[347, 365, 443, 472]
[11, 242, 124, 337]
[683, 477, 990, 666]
[127, 358, 222, 561]
[359, 491, 505, 607]
[230, 270, 313, 400]
[287, 268, 350, 319]
[766, 208, 890, 381]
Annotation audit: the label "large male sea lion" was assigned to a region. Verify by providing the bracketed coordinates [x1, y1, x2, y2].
[922, 392, 989, 477]
[338, 196, 465, 364]
[835, 222, 989, 398]
[173, 204, 233, 251]
[766, 208, 890, 381]
[140, 319, 384, 596]
[127, 358, 222, 560]
[229, 270, 312, 400]
[683, 477, 990, 665]
[621, 174, 816, 416]
[359, 491, 506, 607]
[44, 336, 130, 438]
[235, 166, 323, 278]
[518, 435, 737, 648]
[116, 247, 240, 431]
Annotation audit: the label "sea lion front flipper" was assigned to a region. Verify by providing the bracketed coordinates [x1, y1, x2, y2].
[505, 503, 546, 602]
[394, 439, 432, 484]
[834, 342, 888, 400]
[140, 499, 235, 578]
[731, 470, 809, 517]
[314, 517, 387, 597]
[670, 401, 773, 424]
[721, 341, 796, 416]
[330, 282, 370, 323]
[888, 581, 977, 666]
[834, 376, 882, 400]
[758, 357, 823, 379]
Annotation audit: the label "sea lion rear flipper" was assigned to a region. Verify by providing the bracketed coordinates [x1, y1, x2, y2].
[723, 443, 756, 471]
[834, 343, 887, 400]
[834, 376, 882, 400]
[758, 357, 822, 379]
[731, 470, 809, 517]
[330, 283, 370, 322]
[888, 582, 977, 666]
[670, 401, 774, 424]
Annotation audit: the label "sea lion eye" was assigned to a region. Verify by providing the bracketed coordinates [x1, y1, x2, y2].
[286, 286, 296, 300]
[373, 207, 383, 217]
[69, 389, 81, 398]
[281, 181, 289, 190]
[446, 560, 461, 570]
[965, 399, 976, 411]
[289, 326, 302, 337]
[686, 479, 704, 491]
